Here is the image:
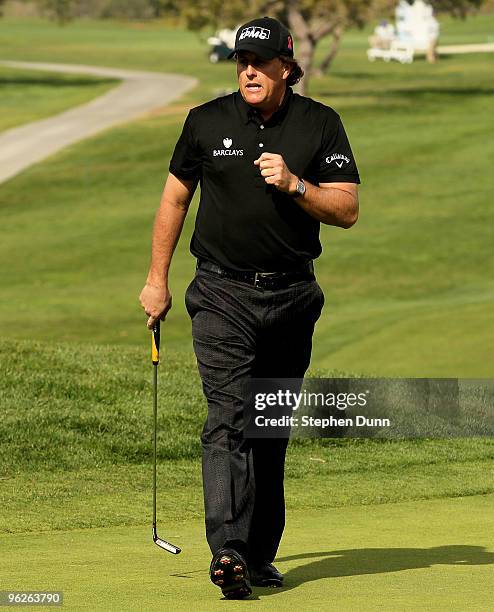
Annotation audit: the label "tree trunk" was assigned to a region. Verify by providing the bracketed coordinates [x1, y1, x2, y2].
[286, 4, 315, 96]
[426, 38, 438, 63]
[294, 35, 315, 95]
[317, 25, 344, 75]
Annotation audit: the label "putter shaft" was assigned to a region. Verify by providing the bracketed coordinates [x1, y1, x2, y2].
[152, 323, 181, 555]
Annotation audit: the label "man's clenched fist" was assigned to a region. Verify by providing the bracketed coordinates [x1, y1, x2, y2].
[254, 152, 297, 194]
[139, 283, 172, 329]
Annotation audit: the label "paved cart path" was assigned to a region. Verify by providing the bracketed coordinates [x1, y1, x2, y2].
[0, 60, 197, 184]
[438, 42, 494, 55]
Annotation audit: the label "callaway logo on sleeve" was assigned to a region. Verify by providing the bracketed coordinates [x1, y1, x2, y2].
[326, 153, 351, 168]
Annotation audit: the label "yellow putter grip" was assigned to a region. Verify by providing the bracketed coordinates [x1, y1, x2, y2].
[151, 322, 160, 365]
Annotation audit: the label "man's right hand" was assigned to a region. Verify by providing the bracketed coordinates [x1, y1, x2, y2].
[139, 283, 172, 329]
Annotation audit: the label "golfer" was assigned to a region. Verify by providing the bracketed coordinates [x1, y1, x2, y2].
[139, 16, 360, 599]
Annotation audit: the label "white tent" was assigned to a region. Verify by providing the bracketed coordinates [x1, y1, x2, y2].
[396, 0, 440, 49]
[368, 1, 440, 63]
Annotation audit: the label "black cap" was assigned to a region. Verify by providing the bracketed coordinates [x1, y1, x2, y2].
[228, 17, 294, 60]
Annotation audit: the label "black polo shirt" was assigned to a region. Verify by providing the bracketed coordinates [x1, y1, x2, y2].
[169, 87, 360, 272]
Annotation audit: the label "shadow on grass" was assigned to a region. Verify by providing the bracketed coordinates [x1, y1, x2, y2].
[331, 72, 379, 80]
[0, 77, 116, 87]
[318, 87, 494, 98]
[257, 545, 494, 596]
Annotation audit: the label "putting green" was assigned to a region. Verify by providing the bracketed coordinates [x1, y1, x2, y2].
[2, 495, 493, 611]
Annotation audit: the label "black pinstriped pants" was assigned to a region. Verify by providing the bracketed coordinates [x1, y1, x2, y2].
[185, 266, 324, 564]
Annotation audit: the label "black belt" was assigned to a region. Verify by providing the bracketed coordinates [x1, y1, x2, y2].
[197, 259, 314, 290]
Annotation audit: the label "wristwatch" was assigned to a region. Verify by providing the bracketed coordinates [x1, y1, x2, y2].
[293, 178, 306, 198]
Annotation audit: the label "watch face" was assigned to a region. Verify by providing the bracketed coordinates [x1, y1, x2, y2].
[297, 180, 306, 195]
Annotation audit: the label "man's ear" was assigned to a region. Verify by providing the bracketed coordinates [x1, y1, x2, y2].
[281, 61, 291, 80]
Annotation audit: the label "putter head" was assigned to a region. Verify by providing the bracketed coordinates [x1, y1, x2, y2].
[153, 525, 181, 554]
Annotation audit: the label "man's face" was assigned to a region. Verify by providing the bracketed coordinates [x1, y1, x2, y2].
[236, 51, 290, 110]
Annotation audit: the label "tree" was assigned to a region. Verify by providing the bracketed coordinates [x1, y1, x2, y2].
[177, 0, 393, 93]
[149, 0, 180, 18]
[178, 0, 374, 92]
[427, 0, 486, 17]
[42, 0, 75, 24]
[15, 0, 488, 82]
[283, 0, 379, 89]
[178, 0, 488, 94]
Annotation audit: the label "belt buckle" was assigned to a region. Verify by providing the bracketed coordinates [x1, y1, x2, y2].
[254, 271, 278, 289]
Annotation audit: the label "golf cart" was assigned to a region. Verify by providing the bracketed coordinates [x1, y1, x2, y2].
[207, 27, 237, 63]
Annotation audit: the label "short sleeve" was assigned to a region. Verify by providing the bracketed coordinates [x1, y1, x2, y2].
[168, 111, 202, 181]
[314, 115, 360, 184]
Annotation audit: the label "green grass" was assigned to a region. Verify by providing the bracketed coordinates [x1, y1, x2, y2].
[0, 17, 236, 104]
[2, 496, 494, 610]
[1, 16, 493, 374]
[0, 15, 493, 605]
[3, 446, 494, 535]
[0, 65, 117, 131]
[1, 340, 493, 535]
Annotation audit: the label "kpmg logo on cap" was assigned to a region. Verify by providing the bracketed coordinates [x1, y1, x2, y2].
[239, 26, 271, 41]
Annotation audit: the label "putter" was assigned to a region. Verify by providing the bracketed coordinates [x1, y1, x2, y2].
[152, 320, 181, 555]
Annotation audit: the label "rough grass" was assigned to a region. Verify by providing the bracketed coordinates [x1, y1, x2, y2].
[1, 339, 493, 534]
[0, 65, 117, 131]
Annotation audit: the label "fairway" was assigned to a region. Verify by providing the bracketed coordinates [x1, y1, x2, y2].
[2, 496, 493, 610]
[0, 15, 493, 376]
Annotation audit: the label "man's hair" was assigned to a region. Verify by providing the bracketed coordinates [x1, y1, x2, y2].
[280, 55, 304, 86]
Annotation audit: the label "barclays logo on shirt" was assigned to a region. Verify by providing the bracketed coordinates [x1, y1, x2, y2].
[213, 137, 244, 157]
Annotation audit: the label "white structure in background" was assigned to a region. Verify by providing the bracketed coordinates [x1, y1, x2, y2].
[396, 0, 440, 48]
[368, 0, 440, 64]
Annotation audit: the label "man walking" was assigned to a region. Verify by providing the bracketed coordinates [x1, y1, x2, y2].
[139, 16, 360, 599]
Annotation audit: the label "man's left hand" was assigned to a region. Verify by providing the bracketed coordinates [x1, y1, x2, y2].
[254, 153, 297, 194]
